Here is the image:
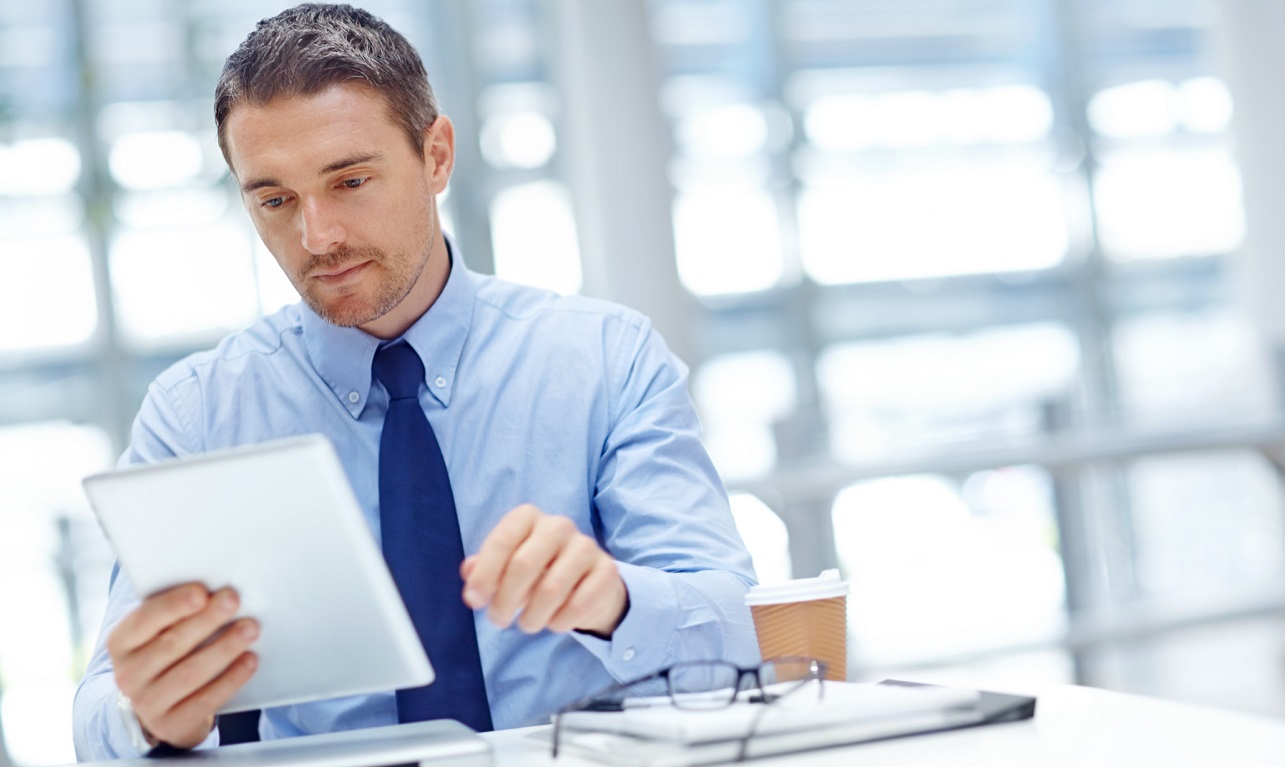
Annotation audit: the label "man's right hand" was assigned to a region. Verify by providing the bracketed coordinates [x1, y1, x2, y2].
[106, 583, 260, 750]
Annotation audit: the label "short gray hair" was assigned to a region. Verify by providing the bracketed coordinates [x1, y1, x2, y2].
[214, 3, 439, 167]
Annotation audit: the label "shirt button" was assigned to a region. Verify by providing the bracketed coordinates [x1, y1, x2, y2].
[434, 376, 447, 388]
[623, 648, 636, 662]
[348, 391, 360, 403]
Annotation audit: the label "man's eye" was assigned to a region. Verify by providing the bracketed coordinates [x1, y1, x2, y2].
[262, 196, 286, 209]
[340, 177, 368, 189]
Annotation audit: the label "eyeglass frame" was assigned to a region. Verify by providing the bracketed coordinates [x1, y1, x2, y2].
[550, 656, 828, 759]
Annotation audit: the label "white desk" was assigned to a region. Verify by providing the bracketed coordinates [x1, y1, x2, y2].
[482, 685, 1285, 766]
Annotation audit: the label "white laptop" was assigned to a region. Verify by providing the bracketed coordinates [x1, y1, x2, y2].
[83, 434, 433, 714]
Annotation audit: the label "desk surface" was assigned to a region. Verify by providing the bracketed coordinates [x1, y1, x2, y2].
[482, 685, 1285, 766]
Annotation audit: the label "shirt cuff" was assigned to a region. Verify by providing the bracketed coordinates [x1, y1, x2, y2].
[113, 690, 220, 756]
[570, 561, 679, 679]
[115, 691, 157, 755]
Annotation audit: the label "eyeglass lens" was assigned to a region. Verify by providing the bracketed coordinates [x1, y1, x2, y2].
[666, 661, 742, 708]
[759, 657, 823, 685]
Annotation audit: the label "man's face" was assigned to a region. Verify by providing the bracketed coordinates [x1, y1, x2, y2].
[224, 84, 449, 332]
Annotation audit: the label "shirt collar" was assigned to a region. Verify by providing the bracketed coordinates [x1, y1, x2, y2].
[301, 238, 476, 417]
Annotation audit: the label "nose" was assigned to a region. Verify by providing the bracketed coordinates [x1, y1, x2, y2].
[299, 197, 346, 254]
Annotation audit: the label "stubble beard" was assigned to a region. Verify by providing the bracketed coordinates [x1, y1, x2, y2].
[299, 213, 436, 329]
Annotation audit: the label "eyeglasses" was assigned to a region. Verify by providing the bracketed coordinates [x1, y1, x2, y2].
[551, 656, 827, 760]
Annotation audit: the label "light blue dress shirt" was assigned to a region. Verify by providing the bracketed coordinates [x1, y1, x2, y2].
[73, 252, 759, 760]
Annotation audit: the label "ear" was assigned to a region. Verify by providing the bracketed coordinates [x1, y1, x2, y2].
[423, 116, 455, 194]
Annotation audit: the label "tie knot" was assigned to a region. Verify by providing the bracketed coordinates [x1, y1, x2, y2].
[373, 342, 425, 401]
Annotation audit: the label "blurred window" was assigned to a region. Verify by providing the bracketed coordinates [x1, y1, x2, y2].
[818, 324, 1079, 460]
[1128, 451, 1285, 600]
[694, 350, 796, 481]
[110, 223, 260, 348]
[0, 234, 98, 352]
[489, 181, 583, 295]
[832, 469, 1066, 666]
[0, 422, 114, 767]
[654, 0, 1274, 692]
[729, 493, 793, 585]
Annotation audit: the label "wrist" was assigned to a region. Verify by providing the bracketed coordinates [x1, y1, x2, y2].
[115, 692, 159, 754]
[577, 582, 631, 638]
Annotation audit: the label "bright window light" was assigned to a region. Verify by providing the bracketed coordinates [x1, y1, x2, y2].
[110, 224, 260, 345]
[701, 422, 777, 482]
[729, 493, 792, 584]
[109, 131, 204, 190]
[1088, 79, 1179, 138]
[490, 181, 583, 295]
[0, 138, 80, 196]
[0, 195, 82, 237]
[675, 103, 769, 158]
[819, 324, 1078, 412]
[1129, 451, 1285, 598]
[1095, 147, 1244, 260]
[253, 239, 302, 316]
[1113, 311, 1274, 423]
[480, 111, 557, 169]
[115, 188, 228, 229]
[878, 90, 942, 148]
[833, 475, 1066, 665]
[0, 421, 113, 767]
[0, 235, 97, 350]
[799, 159, 1066, 284]
[0, 681, 77, 765]
[819, 324, 1079, 459]
[1179, 77, 1234, 134]
[804, 94, 880, 151]
[977, 85, 1055, 143]
[674, 187, 783, 295]
[693, 350, 796, 426]
[0, 422, 112, 565]
[694, 350, 795, 482]
[805, 85, 1052, 151]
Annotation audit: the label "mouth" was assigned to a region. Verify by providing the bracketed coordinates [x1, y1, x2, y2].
[311, 260, 372, 284]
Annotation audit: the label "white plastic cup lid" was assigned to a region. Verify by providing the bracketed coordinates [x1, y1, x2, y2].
[744, 569, 849, 606]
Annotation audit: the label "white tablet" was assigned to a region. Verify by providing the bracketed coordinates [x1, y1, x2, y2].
[83, 434, 433, 714]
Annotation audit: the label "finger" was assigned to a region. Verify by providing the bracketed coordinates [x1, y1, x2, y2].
[460, 556, 476, 581]
[463, 505, 541, 608]
[152, 652, 259, 750]
[516, 535, 601, 634]
[548, 558, 621, 634]
[108, 584, 210, 657]
[122, 588, 242, 692]
[145, 618, 260, 715]
[488, 515, 579, 628]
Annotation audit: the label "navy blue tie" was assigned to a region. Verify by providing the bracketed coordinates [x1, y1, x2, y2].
[373, 342, 493, 732]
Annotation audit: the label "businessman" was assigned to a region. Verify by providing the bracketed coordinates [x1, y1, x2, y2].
[73, 3, 758, 760]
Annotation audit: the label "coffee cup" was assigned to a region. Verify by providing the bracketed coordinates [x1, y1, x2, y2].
[744, 569, 848, 682]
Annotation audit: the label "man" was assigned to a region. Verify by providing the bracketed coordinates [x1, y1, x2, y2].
[72, 4, 758, 760]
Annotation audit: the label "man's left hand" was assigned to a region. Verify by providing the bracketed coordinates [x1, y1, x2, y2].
[460, 504, 628, 637]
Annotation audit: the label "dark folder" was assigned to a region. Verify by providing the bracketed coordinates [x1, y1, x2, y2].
[875, 679, 1038, 740]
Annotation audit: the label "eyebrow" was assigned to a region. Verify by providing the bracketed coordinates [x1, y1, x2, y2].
[240, 151, 386, 194]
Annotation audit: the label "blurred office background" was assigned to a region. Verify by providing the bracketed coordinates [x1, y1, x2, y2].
[3, 0, 1285, 762]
